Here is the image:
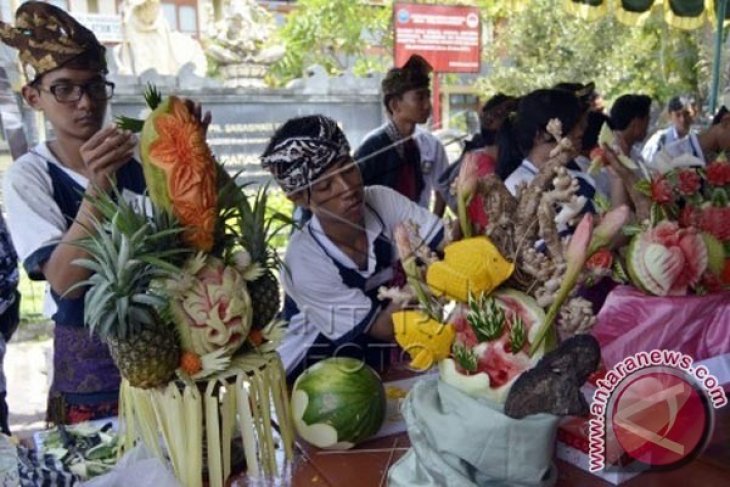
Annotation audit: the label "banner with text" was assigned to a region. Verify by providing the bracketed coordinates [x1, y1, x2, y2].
[394, 3, 481, 73]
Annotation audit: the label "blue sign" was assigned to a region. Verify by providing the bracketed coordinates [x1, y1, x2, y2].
[397, 8, 410, 23]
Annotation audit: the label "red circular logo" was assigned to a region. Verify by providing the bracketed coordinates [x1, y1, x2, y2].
[609, 367, 712, 468]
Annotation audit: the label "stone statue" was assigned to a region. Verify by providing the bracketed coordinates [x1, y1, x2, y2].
[204, 0, 284, 87]
[115, 0, 207, 77]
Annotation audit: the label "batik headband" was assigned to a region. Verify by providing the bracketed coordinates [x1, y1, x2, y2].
[261, 116, 351, 194]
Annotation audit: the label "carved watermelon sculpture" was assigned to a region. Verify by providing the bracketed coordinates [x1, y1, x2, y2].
[291, 357, 386, 449]
[627, 221, 708, 296]
[440, 288, 546, 403]
[140, 95, 217, 252]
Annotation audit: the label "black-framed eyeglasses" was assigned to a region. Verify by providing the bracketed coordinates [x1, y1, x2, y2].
[39, 80, 115, 103]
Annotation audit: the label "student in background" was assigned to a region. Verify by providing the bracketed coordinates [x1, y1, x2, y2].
[355, 55, 448, 217]
[437, 93, 518, 211]
[642, 95, 697, 165]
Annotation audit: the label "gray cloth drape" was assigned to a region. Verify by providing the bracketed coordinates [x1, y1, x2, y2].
[388, 378, 559, 487]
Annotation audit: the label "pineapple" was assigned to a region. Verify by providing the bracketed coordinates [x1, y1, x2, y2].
[72, 189, 189, 389]
[235, 183, 287, 328]
[106, 322, 180, 388]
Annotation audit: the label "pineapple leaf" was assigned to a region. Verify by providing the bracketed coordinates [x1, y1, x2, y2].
[71, 257, 104, 275]
[137, 256, 183, 274]
[128, 307, 155, 327]
[130, 293, 167, 308]
[65, 280, 90, 297]
[71, 185, 191, 340]
[116, 296, 130, 331]
[116, 234, 131, 276]
[98, 311, 118, 339]
[85, 281, 112, 315]
[453, 343, 477, 372]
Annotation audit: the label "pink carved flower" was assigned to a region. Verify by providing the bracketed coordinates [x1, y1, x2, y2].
[677, 170, 701, 196]
[650, 175, 673, 204]
[706, 160, 730, 186]
[698, 206, 730, 241]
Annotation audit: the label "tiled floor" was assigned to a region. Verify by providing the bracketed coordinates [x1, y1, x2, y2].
[230, 399, 730, 486]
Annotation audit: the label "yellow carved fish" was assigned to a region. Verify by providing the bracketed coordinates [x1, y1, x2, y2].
[426, 236, 514, 303]
[393, 310, 455, 371]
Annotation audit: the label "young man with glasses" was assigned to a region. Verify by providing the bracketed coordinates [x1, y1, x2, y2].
[0, 2, 208, 425]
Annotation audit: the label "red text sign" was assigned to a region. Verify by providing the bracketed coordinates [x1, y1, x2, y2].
[394, 3, 481, 73]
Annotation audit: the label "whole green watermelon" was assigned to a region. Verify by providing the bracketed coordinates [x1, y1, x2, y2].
[291, 357, 386, 449]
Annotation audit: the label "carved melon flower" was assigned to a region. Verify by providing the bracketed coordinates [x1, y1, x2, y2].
[148, 96, 217, 251]
[169, 254, 253, 357]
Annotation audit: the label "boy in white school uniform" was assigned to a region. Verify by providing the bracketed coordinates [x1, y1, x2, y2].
[261, 115, 444, 379]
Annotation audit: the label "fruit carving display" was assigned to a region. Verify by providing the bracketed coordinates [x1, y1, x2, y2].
[386, 118, 628, 404]
[75, 87, 294, 484]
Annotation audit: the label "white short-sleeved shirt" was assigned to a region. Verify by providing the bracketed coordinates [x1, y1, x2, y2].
[278, 185, 444, 373]
[649, 133, 705, 174]
[504, 159, 540, 195]
[641, 126, 698, 166]
[2, 143, 147, 320]
[505, 158, 602, 199]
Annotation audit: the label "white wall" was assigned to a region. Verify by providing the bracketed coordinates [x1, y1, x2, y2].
[99, 0, 118, 15]
[69, 0, 88, 14]
[69, 0, 118, 15]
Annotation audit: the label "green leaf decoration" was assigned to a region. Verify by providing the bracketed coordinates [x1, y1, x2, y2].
[466, 292, 505, 342]
[509, 316, 526, 354]
[622, 224, 643, 237]
[453, 343, 478, 372]
[611, 258, 629, 283]
[634, 179, 651, 196]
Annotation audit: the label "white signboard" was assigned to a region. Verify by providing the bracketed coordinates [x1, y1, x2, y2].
[75, 13, 123, 43]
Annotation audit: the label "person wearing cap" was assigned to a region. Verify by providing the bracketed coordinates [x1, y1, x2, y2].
[354, 55, 448, 217]
[0, 2, 208, 424]
[261, 115, 444, 379]
[641, 95, 698, 165]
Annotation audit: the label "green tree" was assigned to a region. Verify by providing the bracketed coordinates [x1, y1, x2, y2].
[267, 0, 392, 86]
[479, 0, 705, 106]
[267, 0, 717, 111]
[266, 0, 506, 86]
